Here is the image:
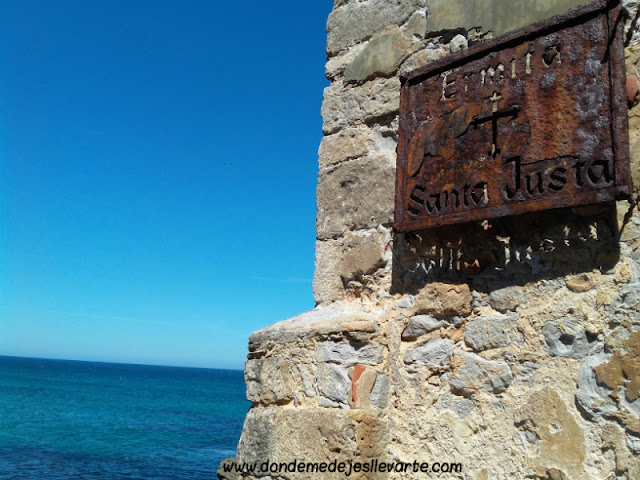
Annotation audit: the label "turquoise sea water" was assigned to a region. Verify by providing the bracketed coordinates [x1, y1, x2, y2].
[0, 356, 249, 480]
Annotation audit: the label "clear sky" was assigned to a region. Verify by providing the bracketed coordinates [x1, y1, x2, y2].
[1, 1, 332, 370]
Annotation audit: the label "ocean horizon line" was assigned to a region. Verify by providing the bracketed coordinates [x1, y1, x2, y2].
[0, 354, 244, 372]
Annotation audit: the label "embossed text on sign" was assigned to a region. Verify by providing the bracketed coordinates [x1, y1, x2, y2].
[394, 0, 631, 233]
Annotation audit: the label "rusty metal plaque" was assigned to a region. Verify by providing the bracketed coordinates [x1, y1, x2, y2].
[394, 0, 631, 233]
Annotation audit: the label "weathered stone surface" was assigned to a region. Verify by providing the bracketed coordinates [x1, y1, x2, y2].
[593, 331, 640, 403]
[344, 12, 426, 82]
[318, 127, 369, 168]
[249, 305, 377, 351]
[464, 314, 524, 352]
[450, 350, 513, 394]
[315, 340, 384, 366]
[434, 394, 475, 419]
[402, 314, 446, 339]
[326, 0, 427, 56]
[619, 206, 640, 242]
[404, 338, 453, 368]
[344, 27, 407, 82]
[414, 282, 473, 317]
[424, 0, 589, 38]
[370, 373, 389, 408]
[542, 317, 596, 359]
[488, 285, 525, 313]
[316, 155, 395, 238]
[449, 33, 468, 53]
[317, 363, 351, 407]
[321, 77, 400, 135]
[607, 283, 640, 324]
[515, 389, 586, 479]
[314, 228, 391, 304]
[565, 272, 594, 292]
[313, 238, 346, 304]
[399, 43, 447, 75]
[394, 295, 415, 311]
[245, 358, 295, 404]
[340, 231, 387, 280]
[236, 408, 357, 477]
[576, 352, 619, 419]
[297, 363, 316, 398]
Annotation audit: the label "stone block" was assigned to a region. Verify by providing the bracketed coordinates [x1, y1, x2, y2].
[236, 408, 357, 476]
[297, 363, 316, 398]
[488, 285, 525, 313]
[414, 282, 473, 317]
[514, 389, 586, 479]
[340, 230, 388, 280]
[450, 350, 513, 394]
[245, 358, 295, 404]
[424, 0, 590, 38]
[326, 0, 427, 56]
[369, 372, 389, 409]
[542, 317, 596, 359]
[316, 155, 395, 238]
[249, 305, 377, 351]
[402, 315, 446, 340]
[317, 362, 351, 407]
[315, 340, 384, 366]
[313, 229, 390, 305]
[464, 313, 524, 352]
[313, 238, 346, 304]
[321, 77, 400, 135]
[343, 12, 426, 82]
[318, 127, 370, 168]
[404, 338, 454, 368]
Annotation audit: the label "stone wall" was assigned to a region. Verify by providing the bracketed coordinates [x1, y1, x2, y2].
[219, 1, 640, 479]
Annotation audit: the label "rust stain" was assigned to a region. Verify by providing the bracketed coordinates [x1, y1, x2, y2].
[395, 0, 632, 232]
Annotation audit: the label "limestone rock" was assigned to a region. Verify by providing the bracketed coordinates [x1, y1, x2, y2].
[576, 352, 619, 419]
[607, 282, 640, 324]
[343, 12, 426, 82]
[515, 389, 586, 479]
[434, 394, 475, 419]
[326, 0, 427, 56]
[449, 34, 468, 53]
[245, 358, 295, 404]
[370, 373, 389, 408]
[236, 408, 357, 475]
[321, 77, 400, 135]
[316, 155, 395, 238]
[404, 338, 454, 368]
[414, 282, 472, 317]
[313, 238, 347, 304]
[464, 314, 524, 352]
[488, 285, 525, 313]
[450, 350, 513, 394]
[249, 306, 377, 351]
[424, 0, 589, 38]
[315, 340, 384, 366]
[542, 317, 596, 359]
[340, 231, 387, 280]
[402, 315, 446, 340]
[317, 363, 351, 407]
[394, 295, 415, 311]
[318, 127, 370, 168]
[565, 273, 594, 292]
[297, 364, 316, 398]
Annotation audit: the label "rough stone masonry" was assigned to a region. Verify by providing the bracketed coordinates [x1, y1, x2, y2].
[219, 1, 640, 479]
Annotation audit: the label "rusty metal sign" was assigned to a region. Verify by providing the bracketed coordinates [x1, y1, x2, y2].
[394, 0, 631, 232]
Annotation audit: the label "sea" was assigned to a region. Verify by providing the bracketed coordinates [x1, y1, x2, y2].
[0, 355, 250, 480]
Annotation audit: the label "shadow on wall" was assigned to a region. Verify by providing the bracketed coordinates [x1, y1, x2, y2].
[390, 202, 623, 295]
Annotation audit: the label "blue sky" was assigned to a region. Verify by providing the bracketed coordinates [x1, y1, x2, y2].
[1, 1, 332, 370]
